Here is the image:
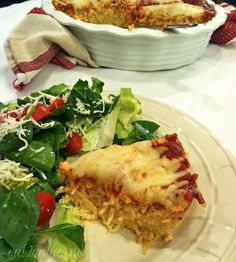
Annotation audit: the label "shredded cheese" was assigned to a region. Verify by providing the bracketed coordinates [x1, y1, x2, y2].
[74, 98, 91, 115]
[93, 99, 105, 114]
[0, 159, 36, 190]
[62, 92, 69, 103]
[0, 117, 31, 149]
[28, 91, 56, 101]
[0, 90, 61, 152]
[31, 118, 55, 129]
[36, 169, 47, 180]
[30, 147, 45, 153]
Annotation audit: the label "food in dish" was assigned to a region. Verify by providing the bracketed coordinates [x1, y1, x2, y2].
[52, 0, 216, 28]
[59, 133, 205, 249]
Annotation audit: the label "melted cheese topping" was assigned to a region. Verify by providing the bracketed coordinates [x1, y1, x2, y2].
[143, 3, 204, 17]
[58, 0, 206, 16]
[53, 0, 215, 27]
[60, 140, 188, 205]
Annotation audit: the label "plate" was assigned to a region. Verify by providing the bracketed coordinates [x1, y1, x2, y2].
[10, 93, 235, 262]
[76, 96, 236, 262]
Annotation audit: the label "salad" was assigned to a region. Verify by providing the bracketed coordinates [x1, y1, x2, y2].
[0, 77, 160, 261]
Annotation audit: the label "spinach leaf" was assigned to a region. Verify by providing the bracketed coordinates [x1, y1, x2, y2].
[0, 122, 33, 155]
[0, 101, 5, 110]
[6, 141, 55, 172]
[34, 131, 68, 151]
[0, 187, 39, 250]
[42, 83, 68, 96]
[0, 239, 17, 262]
[122, 120, 160, 145]
[48, 121, 67, 134]
[0, 237, 37, 262]
[33, 120, 68, 151]
[32, 125, 67, 185]
[17, 92, 42, 106]
[17, 84, 68, 107]
[43, 168, 65, 188]
[67, 77, 110, 118]
[34, 223, 85, 251]
[133, 120, 160, 140]
[122, 136, 137, 145]
[91, 77, 104, 94]
[34, 120, 65, 134]
[45, 103, 72, 120]
[17, 97, 31, 107]
[67, 79, 90, 109]
[30, 181, 55, 196]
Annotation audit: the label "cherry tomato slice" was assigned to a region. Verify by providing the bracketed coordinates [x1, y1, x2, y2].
[22, 105, 30, 117]
[36, 191, 56, 226]
[66, 132, 83, 154]
[0, 111, 19, 123]
[8, 112, 19, 119]
[0, 115, 4, 123]
[49, 97, 65, 112]
[31, 103, 50, 121]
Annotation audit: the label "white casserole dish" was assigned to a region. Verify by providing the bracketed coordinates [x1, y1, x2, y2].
[42, 0, 226, 71]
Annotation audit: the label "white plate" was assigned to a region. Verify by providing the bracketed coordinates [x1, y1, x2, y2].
[76, 96, 236, 262]
[28, 93, 235, 262]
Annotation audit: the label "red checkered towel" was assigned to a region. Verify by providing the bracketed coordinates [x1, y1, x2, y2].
[4, 7, 97, 91]
[211, 3, 236, 45]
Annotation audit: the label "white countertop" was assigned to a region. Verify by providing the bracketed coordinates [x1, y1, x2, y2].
[0, 0, 236, 157]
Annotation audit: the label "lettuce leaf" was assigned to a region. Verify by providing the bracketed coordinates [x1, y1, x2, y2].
[0, 187, 39, 250]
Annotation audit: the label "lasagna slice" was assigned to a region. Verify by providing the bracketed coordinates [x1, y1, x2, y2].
[52, 0, 216, 28]
[59, 133, 205, 248]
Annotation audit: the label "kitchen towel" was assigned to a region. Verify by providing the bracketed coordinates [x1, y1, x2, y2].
[211, 3, 236, 45]
[4, 7, 97, 90]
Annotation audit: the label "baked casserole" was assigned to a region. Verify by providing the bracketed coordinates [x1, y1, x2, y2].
[59, 133, 205, 249]
[52, 0, 216, 28]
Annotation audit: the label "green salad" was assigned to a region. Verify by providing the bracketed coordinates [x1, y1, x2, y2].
[0, 77, 160, 261]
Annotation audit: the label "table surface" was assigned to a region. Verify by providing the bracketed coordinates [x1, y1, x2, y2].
[0, 0, 236, 158]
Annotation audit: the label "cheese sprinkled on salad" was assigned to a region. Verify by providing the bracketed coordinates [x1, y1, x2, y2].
[0, 159, 36, 190]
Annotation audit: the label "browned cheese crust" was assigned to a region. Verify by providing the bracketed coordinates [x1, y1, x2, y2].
[52, 0, 216, 28]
